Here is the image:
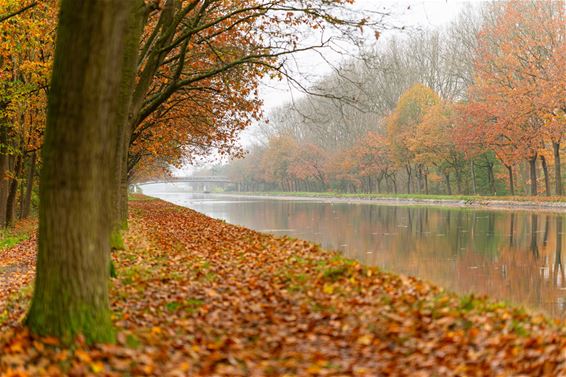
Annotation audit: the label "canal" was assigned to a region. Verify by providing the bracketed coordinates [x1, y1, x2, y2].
[141, 184, 566, 319]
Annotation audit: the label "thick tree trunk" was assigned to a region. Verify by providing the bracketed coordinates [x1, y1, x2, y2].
[529, 156, 538, 196]
[120, 156, 130, 223]
[26, 0, 135, 343]
[5, 154, 23, 227]
[21, 151, 36, 219]
[507, 165, 515, 196]
[540, 155, 551, 197]
[553, 142, 562, 196]
[112, 4, 146, 234]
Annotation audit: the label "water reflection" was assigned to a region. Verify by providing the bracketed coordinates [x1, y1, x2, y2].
[142, 186, 566, 319]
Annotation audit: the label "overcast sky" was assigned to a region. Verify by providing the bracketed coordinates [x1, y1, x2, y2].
[258, 0, 478, 111]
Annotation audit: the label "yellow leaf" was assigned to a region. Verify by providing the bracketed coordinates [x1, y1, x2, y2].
[357, 334, 373, 345]
[90, 361, 105, 373]
[323, 283, 334, 294]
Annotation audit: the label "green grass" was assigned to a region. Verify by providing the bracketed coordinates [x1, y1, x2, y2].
[231, 191, 566, 203]
[0, 233, 29, 250]
[0, 221, 35, 252]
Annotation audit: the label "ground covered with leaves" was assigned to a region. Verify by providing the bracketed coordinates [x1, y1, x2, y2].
[1, 197, 566, 376]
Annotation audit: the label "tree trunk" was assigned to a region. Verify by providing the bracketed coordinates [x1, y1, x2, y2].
[487, 161, 496, 195]
[26, 0, 136, 343]
[507, 165, 515, 196]
[444, 173, 452, 195]
[390, 174, 397, 194]
[553, 142, 562, 196]
[0, 124, 9, 227]
[5, 154, 23, 227]
[529, 155, 538, 196]
[455, 168, 463, 194]
[21, 151, 36, 219]
[470, 160, 477, 195]
[540, 155, 551, 197]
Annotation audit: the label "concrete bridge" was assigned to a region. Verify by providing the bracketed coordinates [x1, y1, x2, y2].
[136, 176, 232, 192]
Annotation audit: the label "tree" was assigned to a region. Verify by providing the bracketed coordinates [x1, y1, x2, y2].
[26, 0, 143, 342]
[288, 143, 328, 190]
[117, 0, 383, 222]
[386, 83, 440, 194]
[0, 0, 56, 226]
[472, 0, 565, 196]
[411, 102, 466, 194]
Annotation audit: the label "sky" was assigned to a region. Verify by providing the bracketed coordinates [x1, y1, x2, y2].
[258, 0, 478, 112]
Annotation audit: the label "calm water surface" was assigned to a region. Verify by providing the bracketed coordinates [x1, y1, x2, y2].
[142, 184, 566, 319]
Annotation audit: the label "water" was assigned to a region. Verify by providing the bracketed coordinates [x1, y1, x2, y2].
[142, 184, 566, 319]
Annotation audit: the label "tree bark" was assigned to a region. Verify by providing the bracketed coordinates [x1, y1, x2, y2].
[553, 142, 562, 196]
[26, 0, 136, 343]
[21, 151, 36, 219]
[529, 155, 538, 196]
[0, 124, 9, 227]
[540, 154, 551, 197]
[111, 1, 145, 234]
[5, 154, 23, 227]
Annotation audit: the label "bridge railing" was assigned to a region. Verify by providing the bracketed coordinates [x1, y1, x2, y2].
[138, 176, 232, 184]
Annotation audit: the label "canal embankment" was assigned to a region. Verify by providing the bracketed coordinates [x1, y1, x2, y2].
[1, 196, 565, 375]
[224, 192, 566, 212]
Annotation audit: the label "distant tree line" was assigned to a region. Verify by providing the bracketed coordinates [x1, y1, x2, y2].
[221, 1, 565, 197]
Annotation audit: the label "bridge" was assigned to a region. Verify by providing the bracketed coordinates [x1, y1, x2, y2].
[135, 176, 233, 193]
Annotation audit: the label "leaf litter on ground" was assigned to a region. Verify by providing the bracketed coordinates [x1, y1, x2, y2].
[0, 197, 565, 376]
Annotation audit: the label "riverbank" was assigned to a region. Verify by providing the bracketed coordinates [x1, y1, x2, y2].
[224, 192, 566, 212]
[1, 197, 566, 376]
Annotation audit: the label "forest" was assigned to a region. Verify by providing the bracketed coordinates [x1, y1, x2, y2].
[221, 1, 565, 197]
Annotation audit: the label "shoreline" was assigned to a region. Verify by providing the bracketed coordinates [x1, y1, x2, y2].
[215, 192, 566, 213]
